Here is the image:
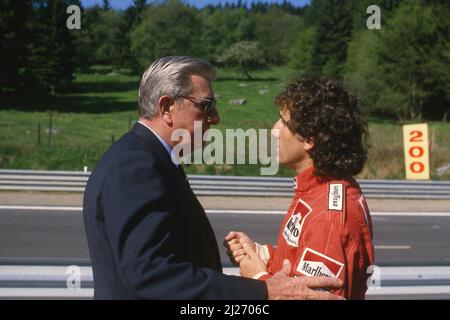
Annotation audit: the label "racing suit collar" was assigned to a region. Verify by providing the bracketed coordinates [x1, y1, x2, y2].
[293, 166, 321, 193]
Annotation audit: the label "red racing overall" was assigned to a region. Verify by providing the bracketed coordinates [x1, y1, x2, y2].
[255, 167, 374, 300]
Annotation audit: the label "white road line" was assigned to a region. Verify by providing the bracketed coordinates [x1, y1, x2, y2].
[2, 286, 450, 299]
[0, 206, 450, 217]
[366, 285, 450, 297]
[208, 209, 284, 215]
[372, 212, 450, 217]
[0, 288, 93, 298]
[0, 205, 82, 211]
[209, 210, 450, 217]
[374, 245, 411, 250]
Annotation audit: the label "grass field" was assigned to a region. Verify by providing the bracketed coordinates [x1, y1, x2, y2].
[1, 67, 449, 180]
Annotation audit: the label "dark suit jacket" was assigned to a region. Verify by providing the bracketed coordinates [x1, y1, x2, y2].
[83, 122, 268, 299]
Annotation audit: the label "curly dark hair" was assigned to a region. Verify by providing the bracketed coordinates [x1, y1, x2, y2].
[275, 76, 368, 180]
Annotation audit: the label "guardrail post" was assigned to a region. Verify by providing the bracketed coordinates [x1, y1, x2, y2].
[37, 123, 41, 146]
[48, 112, 52, 147]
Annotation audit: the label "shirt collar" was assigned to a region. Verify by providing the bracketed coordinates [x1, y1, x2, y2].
[137, 121, 180, 167]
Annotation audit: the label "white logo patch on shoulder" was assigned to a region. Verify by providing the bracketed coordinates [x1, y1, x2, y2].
[328, 183, 343, 211]
[282, 199, 312, 247]
[296, 248, 344, 278]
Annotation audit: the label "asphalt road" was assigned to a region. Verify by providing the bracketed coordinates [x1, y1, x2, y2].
[0, 207, 449, 266]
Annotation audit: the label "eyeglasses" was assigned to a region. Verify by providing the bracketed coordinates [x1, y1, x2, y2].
[177, 95, 217, 115]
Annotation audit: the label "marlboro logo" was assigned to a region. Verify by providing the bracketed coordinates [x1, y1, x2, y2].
[282, 199, 312, 247]
[296, 248, 344, 278]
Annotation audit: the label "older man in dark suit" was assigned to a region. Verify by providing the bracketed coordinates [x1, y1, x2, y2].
[83, 56, 343, 299]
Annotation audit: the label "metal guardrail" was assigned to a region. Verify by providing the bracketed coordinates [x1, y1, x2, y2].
[0, 169, 450, 199]
[0, 265, 449, 299]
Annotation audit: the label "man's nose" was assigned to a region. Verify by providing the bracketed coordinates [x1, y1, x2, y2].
[207, 108, 220, 125]
[271, 120, 281, 137]
[272, 119, 282, 131]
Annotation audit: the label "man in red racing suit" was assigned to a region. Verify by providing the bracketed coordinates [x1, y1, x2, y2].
[249, 167, 374, 300]
[225, 76, 374, 300]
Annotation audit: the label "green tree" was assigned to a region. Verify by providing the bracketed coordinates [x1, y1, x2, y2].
[28, 0, 75, 94]
[129, 0, 200, 71]
[198, 8, 227, 62]
[0, 0, 31, 91]
[102, 0, 110, 10]
[345, 0, 450, 120]
[310, 0, 353, 78]
[289, 25, 317, 75]
[110, 0, 147, 71]
[199, 6, 256, 63]
[217, 41, 267, 79]
[344, 30, 383, 115]
[73, 6, 124, 67]
[254, 8, 302, 65]
[93, 10, 123, 65]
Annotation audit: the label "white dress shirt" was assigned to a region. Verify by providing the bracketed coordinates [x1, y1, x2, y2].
[138, 121, 180, 167]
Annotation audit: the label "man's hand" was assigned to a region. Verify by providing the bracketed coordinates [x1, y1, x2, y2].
[265, 259, 344, 300]
[239, 243, 267, 278]
[223, 231, 256, 266]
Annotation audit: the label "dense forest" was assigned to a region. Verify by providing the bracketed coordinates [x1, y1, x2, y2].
[1, 0, 449, 120]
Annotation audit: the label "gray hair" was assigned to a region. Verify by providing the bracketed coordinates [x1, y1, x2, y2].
[138, 56, 216, 118]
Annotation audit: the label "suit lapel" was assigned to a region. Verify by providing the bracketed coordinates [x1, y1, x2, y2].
[131, 123, 222, 269]
[131, 123, 191, 195]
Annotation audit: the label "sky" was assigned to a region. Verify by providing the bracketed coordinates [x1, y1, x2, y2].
[81, 0, 311, 10]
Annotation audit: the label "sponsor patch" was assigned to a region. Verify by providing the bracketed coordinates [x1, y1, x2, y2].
[296, 248, 344, 278]
[282, 199, 312, 247]
[328, 183, 343, 211]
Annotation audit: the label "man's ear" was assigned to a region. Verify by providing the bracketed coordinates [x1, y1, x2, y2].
[158, 96, 175, 124]
[303, 138, 314, 151]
